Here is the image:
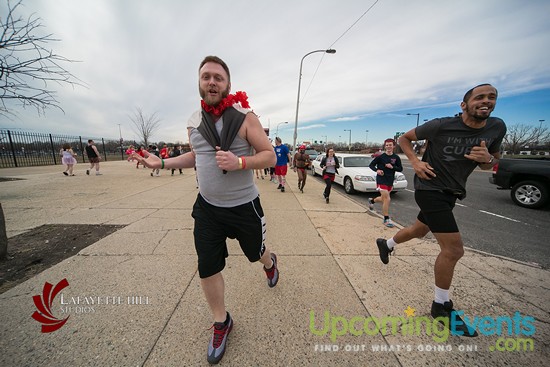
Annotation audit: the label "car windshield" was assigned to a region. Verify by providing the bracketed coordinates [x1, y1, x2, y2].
[305, 150, 317, 155]
[343, 156, 373, 167]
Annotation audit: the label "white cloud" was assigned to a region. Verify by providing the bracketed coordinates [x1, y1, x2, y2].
[298, 124, 326, 131]
[3, 0, 550, 145]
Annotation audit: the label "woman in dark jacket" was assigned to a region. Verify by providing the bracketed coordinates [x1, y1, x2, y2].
[320, 147, 340, 203]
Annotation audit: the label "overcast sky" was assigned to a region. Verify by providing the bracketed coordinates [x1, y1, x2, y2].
[2, 0, 550, 147]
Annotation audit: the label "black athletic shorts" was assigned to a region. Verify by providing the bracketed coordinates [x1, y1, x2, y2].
[191, 194, 266, 278]
[415, 190, 459, 233]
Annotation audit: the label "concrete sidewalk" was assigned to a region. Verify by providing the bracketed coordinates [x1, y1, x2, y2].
[0, 161, 548, 366]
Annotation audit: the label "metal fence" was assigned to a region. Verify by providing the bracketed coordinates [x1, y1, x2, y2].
[0, 129, 126, 168]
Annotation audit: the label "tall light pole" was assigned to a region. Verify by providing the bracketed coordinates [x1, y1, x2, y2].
[344, 129, 351, 151]
[407, 113, 420, 127]
[365, 129, 369, 147]
[276, 121, 288, 136]
[117, 123, 123, 160]
[536, 120, 545, 146]
[292, 48, 336, 156]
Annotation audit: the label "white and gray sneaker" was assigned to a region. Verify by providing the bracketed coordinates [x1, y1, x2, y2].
[207, 313, 233, 364]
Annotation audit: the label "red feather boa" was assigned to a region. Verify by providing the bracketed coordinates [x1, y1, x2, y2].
[201, 91, 250, 116]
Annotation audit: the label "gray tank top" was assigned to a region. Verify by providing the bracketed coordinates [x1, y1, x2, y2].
[188, 109, 257, 207]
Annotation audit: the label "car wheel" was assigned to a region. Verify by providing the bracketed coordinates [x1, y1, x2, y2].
[312, 168, 318, 176]
[344, 177, 355, 194]
[511, 180, 549, 209]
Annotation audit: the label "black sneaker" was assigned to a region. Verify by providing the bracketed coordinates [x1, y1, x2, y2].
[63, 171, 68, 176]
[207, 313, 233, 364]
[325, 196, 329, 204]
[281, 186, 285, 192]
[264, 253, 279, 288]
[86, 169, 90, 175]
[431, 300, 478, 337]
[277, 184, 282, 190]
[376, 238, 393, 264]
[367, 198, 374, 210]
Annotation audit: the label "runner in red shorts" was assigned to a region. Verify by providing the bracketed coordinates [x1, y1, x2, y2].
[274, 137, 291, 192]
[368, 138, 403, 227]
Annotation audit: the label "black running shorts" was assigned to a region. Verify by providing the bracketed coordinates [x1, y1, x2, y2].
[414, 190, 459, 233]
[191, 194, 266, 278]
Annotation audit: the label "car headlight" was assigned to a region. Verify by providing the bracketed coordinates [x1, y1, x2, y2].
[394, 175, 406, 182]
[354, 175, 375, 182]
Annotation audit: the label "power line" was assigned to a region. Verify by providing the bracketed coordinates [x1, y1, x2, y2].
[300, 0, 381, 104]
[328, 0, 380, 49]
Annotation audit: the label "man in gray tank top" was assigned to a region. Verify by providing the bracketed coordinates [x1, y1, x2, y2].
[132, 56, 278, 364]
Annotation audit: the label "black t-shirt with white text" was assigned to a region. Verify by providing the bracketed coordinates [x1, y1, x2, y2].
[414, 116, 506, 199]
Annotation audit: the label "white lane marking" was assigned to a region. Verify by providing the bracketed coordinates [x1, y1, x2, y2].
[405, 189, 415, 193]
[479, 210, 521, 223]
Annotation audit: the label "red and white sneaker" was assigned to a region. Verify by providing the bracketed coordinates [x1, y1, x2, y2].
[264, 253, 279, 288]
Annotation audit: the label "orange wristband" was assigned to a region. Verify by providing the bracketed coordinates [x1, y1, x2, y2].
[241, 156, 246, 170]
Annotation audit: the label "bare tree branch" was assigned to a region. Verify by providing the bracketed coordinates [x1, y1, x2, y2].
[504, 123, 550, 154]
[0, 0, 84, 118]
[128, 107, 162, 147]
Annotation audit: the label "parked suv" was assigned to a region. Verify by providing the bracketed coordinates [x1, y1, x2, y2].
[304, 149, 319, 168]
[489, 157, 550, 209]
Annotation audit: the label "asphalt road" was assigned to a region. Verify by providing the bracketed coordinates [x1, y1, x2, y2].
[309, 161, 550, 269]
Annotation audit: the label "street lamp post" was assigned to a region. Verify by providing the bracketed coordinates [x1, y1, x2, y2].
[536, 120, 546, 147]
[365, 129, 369, 148]
[407, 113, 420, 127]
[117, 123, 123, 160]
[344, 129, 351, 151]
[292, 48, 336, 156]
[276, 121, 288, 136]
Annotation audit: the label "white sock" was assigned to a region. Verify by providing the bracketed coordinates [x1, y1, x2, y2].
[386, 238, 397, 250]
[434, 286, 450, 304]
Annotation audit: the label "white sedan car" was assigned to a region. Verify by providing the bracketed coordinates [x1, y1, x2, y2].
[311, 153, 408, 194]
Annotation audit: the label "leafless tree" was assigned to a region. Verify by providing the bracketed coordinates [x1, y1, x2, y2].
[1, 0, 83, 258]
[504, 123, 550, 154]
[128, 107, 161, 147]
[0, 0, 83, 117]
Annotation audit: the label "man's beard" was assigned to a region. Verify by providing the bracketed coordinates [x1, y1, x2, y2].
[200, 86, 230, 106]
[466, 104, 492, 122]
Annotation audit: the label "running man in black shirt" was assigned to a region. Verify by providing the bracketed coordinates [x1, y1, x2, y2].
[375, 84, 506, 337]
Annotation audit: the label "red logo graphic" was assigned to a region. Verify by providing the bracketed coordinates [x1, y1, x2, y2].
[31, 278, 70, 333]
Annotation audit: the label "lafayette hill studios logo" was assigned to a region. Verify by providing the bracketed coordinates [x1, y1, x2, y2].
[31, 278, 152, 333]
[31, 278, 70, 333]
